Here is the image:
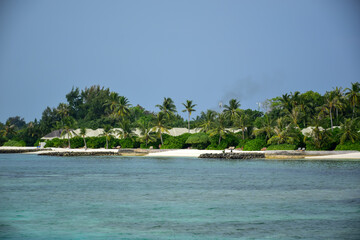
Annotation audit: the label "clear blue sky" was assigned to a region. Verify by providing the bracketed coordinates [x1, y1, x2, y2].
[0, 0, 359, 123]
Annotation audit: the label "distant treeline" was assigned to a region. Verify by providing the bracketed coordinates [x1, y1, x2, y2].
[1, 83, 360, 151]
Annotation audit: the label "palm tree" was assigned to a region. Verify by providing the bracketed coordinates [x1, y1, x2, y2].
[152, 112, 169, 145]
[138, 119, 156, 148]
[156, 97, 177, 119]
[323, 91, 343, 130]
[279, 93, 293, 114]
[304, 118, 330, 150]
[101, 125, 114, 149]
[57, 117, 77, 148]
[80, 127, 87, 150]
[345, 82, 360, 119]
[57, 103, 70, 119]
[208, 113, 228, 145]
[0, 120, 17, 138]
[234, 111, 249, 140]
[253, 114, 274, 141]
[199, 110, 217, 133]
[289, 106, 302, 128]
[103, 92, 120, 114]
[339, 118, 360, 144]
[332, 87, 345, 125]
[223, 99, 241, 124]
[116, 96, 131, 120]
[182, 100, 196, 132]
[267, 118, 298, 145]
[118, 119, 135, 139]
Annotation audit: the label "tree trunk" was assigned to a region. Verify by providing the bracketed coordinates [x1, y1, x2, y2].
[188, 114, 190, 133]
[330, 108, 333, 131]
[242, 128, 245, 140]
[160, 132, 163, 145]
[106, 137, 108, 149]
[83, 137, 87, 150]
[353, 105, 355, 119]
[67, 130, 71, 148]
[218, 135, 222, 145]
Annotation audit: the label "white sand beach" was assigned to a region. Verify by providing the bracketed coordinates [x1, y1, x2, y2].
[305, 152, 360, 159]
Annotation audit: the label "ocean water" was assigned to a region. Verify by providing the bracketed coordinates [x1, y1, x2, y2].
[0, 154, 360, 240]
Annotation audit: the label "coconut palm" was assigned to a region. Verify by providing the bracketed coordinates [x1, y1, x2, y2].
[288, 106, 302, 128]
[323, 91, 343, 130]
[156, 97, 177, 119]
[223, 99, 241, 123]
[234, 111, 250, 140]
[116, 96, 131, 120]
[152, 112, 169, 145]
[345, 82, 360, 118]
[267, 118, 298, 145]
[253, 114, 274, 141]
[199, 110, 217, 133]
[182, 100, 196, 132]
[103, 92, 120, 114]
[138, 119, 156, 147]
[304, 118, 330, 150]
[279, 93, 293, 113]
[0, 120, 17, 138]
[332, 87, 345, 125]
[80, 127, 87, 150]
[57, 103, 70, 119]
[118, 119, 135, 139]
[101, 125, 114, 149]
[339, 118, 360, 144]
[57, 117, 77, 148]
[208, 113, 228, 145]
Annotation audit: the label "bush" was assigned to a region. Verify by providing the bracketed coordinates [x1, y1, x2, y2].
[117, 138, 135, 148]
[206, 134, 240, 150]
[236, 139, 247, 149]
[160, 134, 191, 149]
[45, 138, 67, 148]
[266, 144, 297, 150]
[3, 140, 26, 147]
[0, 136, 8, 146]
[185, 133, 209, 149]
[86, 137, 106, 148]
[243, 138, 267, 151]
[335, 141, 360, 151]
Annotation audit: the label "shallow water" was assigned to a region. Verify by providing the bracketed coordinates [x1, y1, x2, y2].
[0, 154, 360, 239]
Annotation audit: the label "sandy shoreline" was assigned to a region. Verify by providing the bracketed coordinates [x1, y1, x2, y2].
[0, 147, 360, 159]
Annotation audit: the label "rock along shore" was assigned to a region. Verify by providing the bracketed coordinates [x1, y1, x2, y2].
[199, 152, 265, 159]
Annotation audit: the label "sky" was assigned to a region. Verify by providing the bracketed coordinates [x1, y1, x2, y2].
[0, 0, 359, 123]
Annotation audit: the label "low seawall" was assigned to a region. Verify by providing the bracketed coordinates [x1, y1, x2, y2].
[0, 147, 48, 154]
[199, 152, 265, 159]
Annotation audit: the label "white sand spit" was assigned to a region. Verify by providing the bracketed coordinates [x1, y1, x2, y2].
[306, 152, 360, 159]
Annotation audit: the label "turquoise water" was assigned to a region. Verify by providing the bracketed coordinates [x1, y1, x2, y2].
[0, 154, 360, 240]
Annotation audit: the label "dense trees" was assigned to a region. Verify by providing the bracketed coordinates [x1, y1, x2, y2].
[1, 82, 360, 151]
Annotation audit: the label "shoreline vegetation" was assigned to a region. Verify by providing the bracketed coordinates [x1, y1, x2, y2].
[1, 83, 360, 157]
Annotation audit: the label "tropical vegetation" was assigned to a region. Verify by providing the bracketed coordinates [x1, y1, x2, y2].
[1, 83, 360, 151]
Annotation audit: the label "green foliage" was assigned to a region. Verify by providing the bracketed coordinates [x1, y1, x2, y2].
[45, 138, 67, 148]
[162, 133, 191, 149]
[206, 133, 239, 150]
[86, 137, 106, 148]
[0, 136, 7, 146]
[185, 133, 209, 149]
[243, 138, 267, 151]
[266, 144, 297, 150]
[117, 138, 135, 148]
[3, 140, 26, 147]
[335, 141, 360, 151]
[236, 139, 247, 149]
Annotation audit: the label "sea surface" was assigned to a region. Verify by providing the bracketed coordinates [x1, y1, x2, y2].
[0, 154, 360, 240]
